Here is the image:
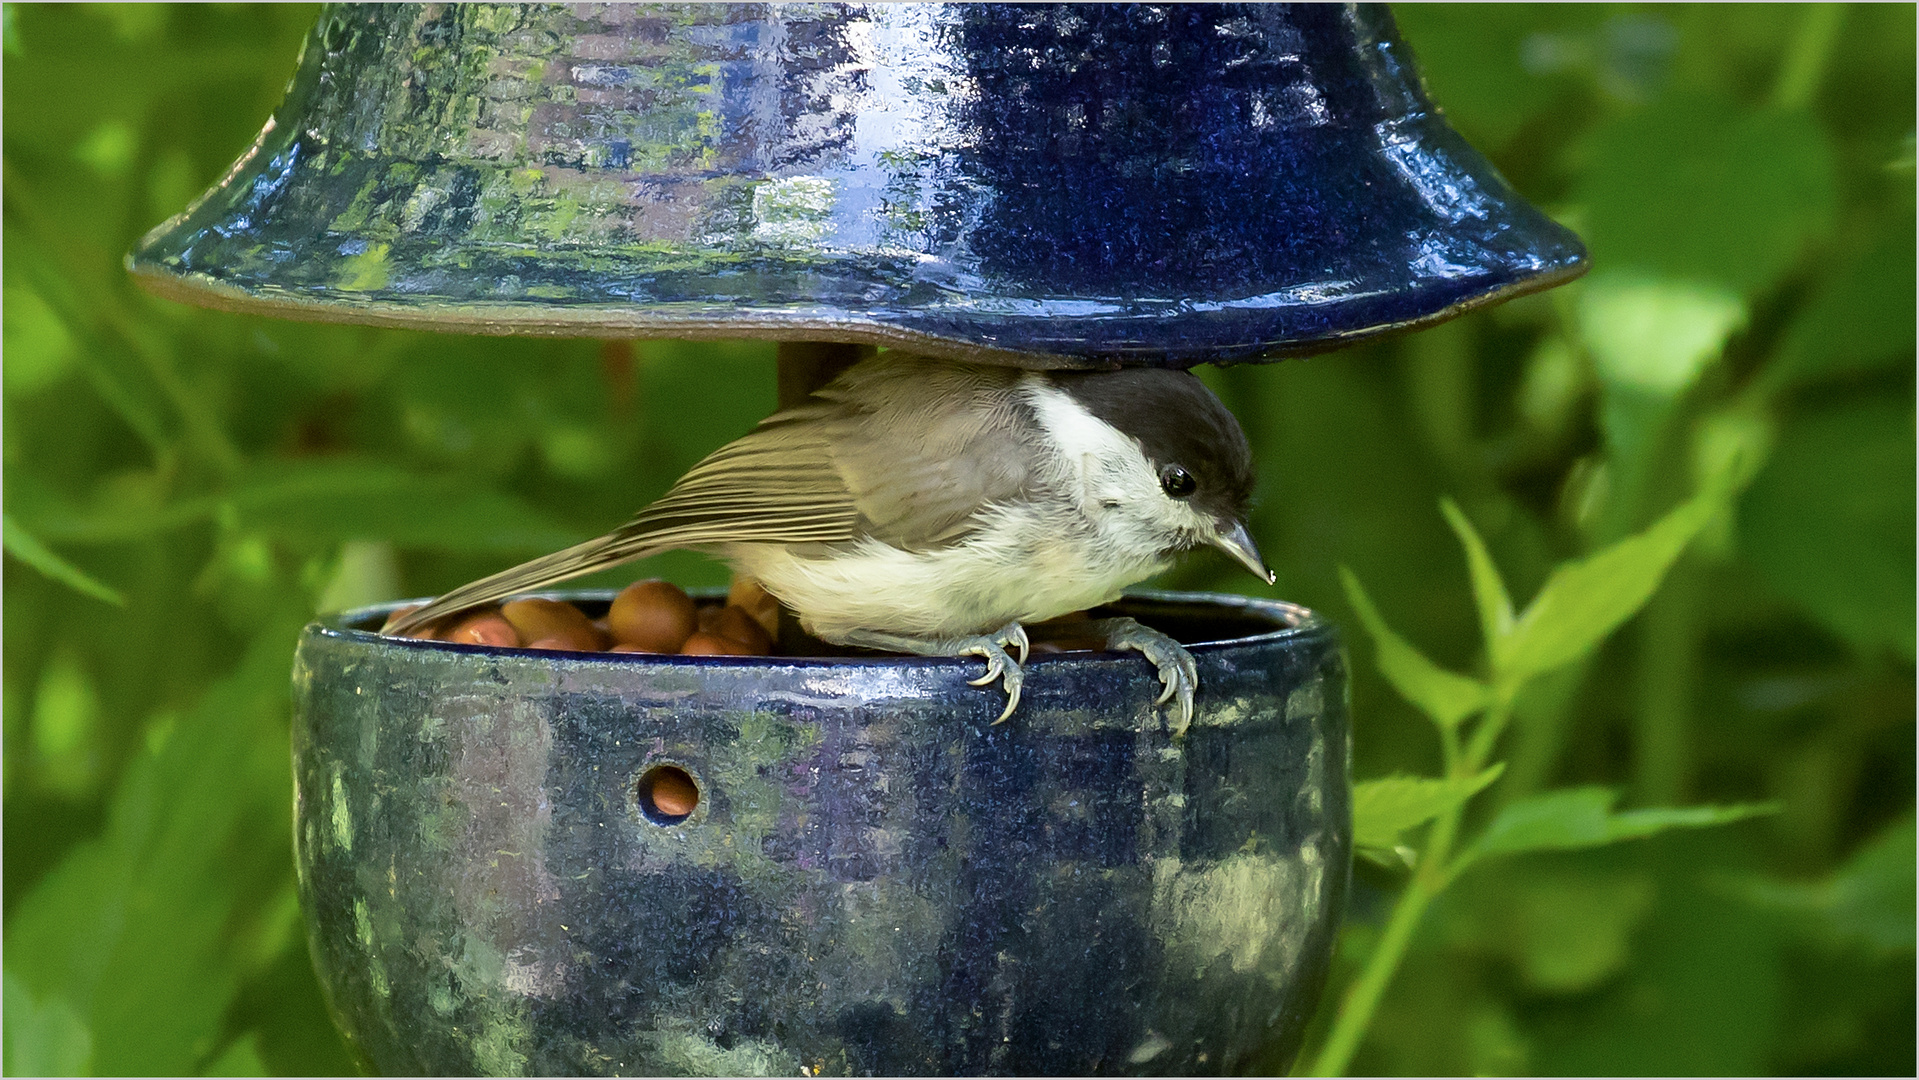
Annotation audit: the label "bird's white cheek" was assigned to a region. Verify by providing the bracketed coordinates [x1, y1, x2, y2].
[1177, 504, 1219, 543]
[1078, 454, 1124, 508]
[1080, 453, 1153, 509]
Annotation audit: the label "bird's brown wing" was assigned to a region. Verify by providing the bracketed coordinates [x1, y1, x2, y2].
[609, 356, 1037, 552]
[384, 357, 1037, 635]
[383, 411, 859, 633]
[816, 357, 1040, 549]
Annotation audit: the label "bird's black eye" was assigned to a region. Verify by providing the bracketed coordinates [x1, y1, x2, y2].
[1160, 465, 1196, 499]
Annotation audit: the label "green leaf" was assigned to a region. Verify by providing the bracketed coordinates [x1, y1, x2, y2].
[1819, 817, 1917, 952]
[1576, 94, 1837, 296]
[3, 513, 126, 605]
[10, 250, 179, 460]
[1579, 273, 1748, 475]
[1763, 214, 1916, 392]
[3, 624, 303, 1075]
[227, 459, 584, 552]
[1, 283, 79, 396]
[1439, 499, 1515, 665]
[1354, 765, 1507, 850]
[1390, 6, 1606, 149]
[21, 460, 588, 553]
[1471, 787, 1778, 859]
[1579, 273, 1748, 399]
[1503, 871, 1657, 994]
[204, 1032, 269, 1076]
[1689, 408, 1774, 503]
[1742, 816, 1916, 953]
[1340, 566, 1490, 729]
[30, 648, 104, 798]
[3, 971, 93, 1077]
[1739, 400, 1916, 658]
[314, 539, 403, 614]
[1498, 490, 1720, 684]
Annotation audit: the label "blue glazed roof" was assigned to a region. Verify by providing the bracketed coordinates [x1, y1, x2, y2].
[129, 3, 1586, 368]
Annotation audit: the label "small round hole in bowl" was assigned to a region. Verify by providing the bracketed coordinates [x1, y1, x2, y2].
[636, 764, 700, 825]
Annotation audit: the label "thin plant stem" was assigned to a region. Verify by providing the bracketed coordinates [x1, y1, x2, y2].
[1771, 4, 1843, 112]
[1632, 559, 1702, 805]
[1439, 720, 1462, 777]
[1307, 697, 1513, 1076]
[1464, 687, 1518, 771]
[1305, 868, 1439, 1076]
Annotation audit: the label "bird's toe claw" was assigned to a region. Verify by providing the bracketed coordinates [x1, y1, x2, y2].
[1093, 618, 1201, 735]
[965, 656, 1002, 687]
[991, 664, 1025, 724]
[1006, 622, 1031, 666]
[958, 623, 1028, 723]
[838, 624, 1030, 724]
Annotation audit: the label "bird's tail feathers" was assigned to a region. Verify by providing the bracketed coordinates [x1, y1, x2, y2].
[382, 533, 661, 636]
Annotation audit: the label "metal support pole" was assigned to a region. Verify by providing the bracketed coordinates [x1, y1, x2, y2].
[776, 341, 871, 408]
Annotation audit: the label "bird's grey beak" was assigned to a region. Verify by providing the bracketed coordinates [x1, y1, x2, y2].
[1210, 519, 1274, 585]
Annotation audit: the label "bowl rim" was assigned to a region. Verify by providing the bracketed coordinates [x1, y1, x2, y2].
[309, 588, 1335, 670]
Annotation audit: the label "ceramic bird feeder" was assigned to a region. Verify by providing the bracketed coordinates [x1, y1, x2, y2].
[132, 4, 1585, 1075]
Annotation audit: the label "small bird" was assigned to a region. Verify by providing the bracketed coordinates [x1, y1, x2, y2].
[386, 354, 1272, 729]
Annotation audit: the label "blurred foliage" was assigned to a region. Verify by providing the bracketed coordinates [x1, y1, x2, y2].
[1, 3, 1911, 1076]
[1320, 485, 1781, 1074]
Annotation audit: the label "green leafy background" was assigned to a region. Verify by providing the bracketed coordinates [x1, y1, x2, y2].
[3, 4, 1911, 1075]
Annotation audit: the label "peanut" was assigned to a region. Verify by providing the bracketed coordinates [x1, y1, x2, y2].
[727, 577, 781, 639]
[679, 631, 748, 655]
[607, 580, 697, 652]
[445, 611, 518, 647]
[712, 605, 773, 655]
[502, 597, 607, 651]
[646, 769, 698, 817]
[381, 604, 424, 634]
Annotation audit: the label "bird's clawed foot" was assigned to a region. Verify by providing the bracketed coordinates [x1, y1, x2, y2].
[838, 618, 1193, 730]
[1088, 618, 1200, 735]
[837, 621, 1029, 724]
[957, 621, 1029, 724]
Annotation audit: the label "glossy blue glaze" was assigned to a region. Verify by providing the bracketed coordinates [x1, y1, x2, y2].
[293, 592, 1350, 1075]
[131, 3, 1584, 367]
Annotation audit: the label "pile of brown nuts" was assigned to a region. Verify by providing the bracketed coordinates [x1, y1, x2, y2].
[382, 578, 781, 656]
[382, 578, 1118, 658]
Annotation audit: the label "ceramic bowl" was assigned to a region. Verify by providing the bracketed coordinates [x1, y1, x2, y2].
[292, 590, 1350, 1075]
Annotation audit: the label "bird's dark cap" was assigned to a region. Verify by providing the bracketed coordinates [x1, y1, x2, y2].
[1054, 368, 1257, 525]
